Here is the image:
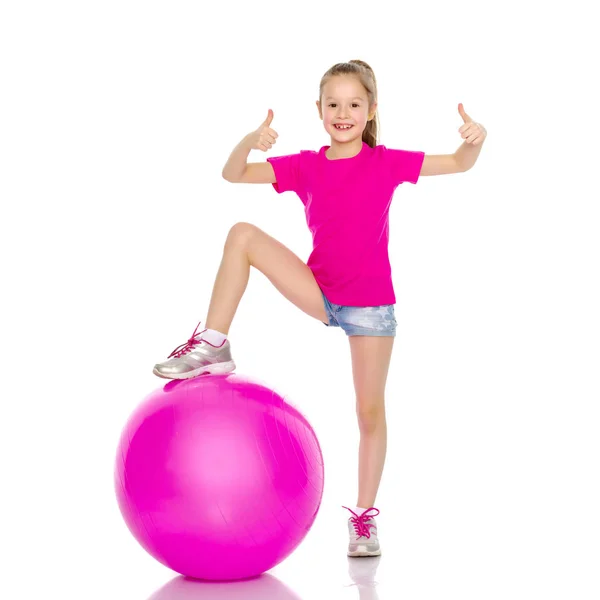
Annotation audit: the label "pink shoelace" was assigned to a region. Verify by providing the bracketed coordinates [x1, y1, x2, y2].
[167, 321, 208, 359]
[342, 506, 380, 539]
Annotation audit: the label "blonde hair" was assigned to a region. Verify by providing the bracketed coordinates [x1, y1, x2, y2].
[319, 60, 379, 148]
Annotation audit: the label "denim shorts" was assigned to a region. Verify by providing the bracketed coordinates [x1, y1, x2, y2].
[319, 288, 397, 337]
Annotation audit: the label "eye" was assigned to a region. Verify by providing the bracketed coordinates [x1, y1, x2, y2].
[328, 103, 360, 108]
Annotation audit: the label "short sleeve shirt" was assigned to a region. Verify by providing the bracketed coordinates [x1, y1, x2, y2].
[266, 141, 424, 306]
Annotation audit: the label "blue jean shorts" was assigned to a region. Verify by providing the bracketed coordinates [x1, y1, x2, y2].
[319, 287, 397, 337]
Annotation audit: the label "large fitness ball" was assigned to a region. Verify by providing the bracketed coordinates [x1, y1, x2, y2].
[114, 373, 324, 581]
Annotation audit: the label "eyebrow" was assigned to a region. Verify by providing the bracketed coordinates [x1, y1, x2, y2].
[325, 96, 365, 101]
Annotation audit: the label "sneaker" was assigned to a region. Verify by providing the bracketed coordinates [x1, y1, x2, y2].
[153, 321, 236, 379]
[343, 506, 381, 557]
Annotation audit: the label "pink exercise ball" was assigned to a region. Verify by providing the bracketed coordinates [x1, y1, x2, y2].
[114, 373, 324, 581]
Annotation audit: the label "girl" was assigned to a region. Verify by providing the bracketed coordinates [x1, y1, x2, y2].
[153, 60, 487, 557]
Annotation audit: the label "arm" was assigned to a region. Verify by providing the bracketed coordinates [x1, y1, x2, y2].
[421, 104, 487, 176]
[420, 137, 485, 176]
[222, 110, 279, 183]
[453, 138, 484, 172]
[420, 153, 465, 176]
[222, 132, 276, 185]
[222, 133, 254, 182]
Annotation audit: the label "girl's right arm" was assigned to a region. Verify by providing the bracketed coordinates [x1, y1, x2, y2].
[222, 110, 278, 184]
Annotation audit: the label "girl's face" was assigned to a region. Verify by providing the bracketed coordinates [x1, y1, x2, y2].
[317, 76, 376, 142]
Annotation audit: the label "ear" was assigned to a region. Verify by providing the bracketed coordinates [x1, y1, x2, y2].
[368, 102, 378, 120]
[316, 100, 322, 119]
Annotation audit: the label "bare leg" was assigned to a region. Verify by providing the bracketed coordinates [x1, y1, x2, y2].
[357, 411, 387, 508]
[204, 222, 330, 336]
[348, 335, 395, 508]
[204, 230, 250, 336]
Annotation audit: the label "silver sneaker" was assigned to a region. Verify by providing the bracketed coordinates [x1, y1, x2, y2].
[343, 506, 381, 557]
[153, 321, 236, 380]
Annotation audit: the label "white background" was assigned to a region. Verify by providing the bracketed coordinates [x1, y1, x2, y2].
[1, 1, 599, 598]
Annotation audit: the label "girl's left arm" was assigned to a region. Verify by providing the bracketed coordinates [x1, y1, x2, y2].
[420, 103, 487, 176]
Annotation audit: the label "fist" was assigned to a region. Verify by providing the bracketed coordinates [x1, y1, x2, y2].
[458, 103, 487, 146]
[248, 109, 279, 152]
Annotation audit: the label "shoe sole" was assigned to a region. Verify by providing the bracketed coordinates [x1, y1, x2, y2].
[153, 360, 236, 380]
[348, 549, 382, 558]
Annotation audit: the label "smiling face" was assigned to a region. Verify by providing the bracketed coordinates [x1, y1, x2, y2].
[316, 75, 377, 144]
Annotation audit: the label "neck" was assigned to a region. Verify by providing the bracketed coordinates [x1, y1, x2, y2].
[326, 139, 364, 159]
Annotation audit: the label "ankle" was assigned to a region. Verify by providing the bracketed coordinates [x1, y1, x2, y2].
[200, 328, 228, 346]
[205, 322, 229, 336]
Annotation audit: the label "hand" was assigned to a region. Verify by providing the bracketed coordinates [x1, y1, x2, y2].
[247, 109, 279, 152]
[458, 103, 487, 145]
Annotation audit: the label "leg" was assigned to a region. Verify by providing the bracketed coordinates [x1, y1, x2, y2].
[205, 222, 328, 334]
[348, 335, 395, 508]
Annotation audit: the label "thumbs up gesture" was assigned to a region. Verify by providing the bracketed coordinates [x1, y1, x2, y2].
[248, 109, 279, 152]
[458, 103, 487, 145]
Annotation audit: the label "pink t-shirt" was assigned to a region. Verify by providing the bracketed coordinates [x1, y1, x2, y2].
[266, 141, 425, 306]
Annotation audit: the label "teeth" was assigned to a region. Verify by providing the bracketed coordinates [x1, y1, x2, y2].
[335, 124, 352, 129]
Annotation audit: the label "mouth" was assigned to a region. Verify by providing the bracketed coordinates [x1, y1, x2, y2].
[334, 124, 354, 131]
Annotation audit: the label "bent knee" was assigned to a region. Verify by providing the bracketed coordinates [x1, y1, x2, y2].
[227, 222, 258, 246]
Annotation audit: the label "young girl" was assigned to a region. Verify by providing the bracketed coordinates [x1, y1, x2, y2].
[153, 60, 486, 558]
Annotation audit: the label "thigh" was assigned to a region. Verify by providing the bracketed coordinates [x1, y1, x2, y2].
[230, 222, 329, 325]
[349, 335, 395, 405]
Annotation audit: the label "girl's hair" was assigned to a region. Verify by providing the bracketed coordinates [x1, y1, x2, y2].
[319, 60, 379, 148]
